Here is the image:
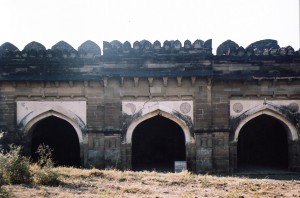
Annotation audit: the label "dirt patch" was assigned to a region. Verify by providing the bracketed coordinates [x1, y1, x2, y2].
[2, 167, 300, 197]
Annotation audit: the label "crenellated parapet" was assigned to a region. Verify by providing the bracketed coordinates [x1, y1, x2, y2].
[217, 39, 295, 56]
[0, 38, 299, 81]
[0, 40, 101, 59]
[0, 39, 297, 59]
[24, 41, 47, 51]
[0, 42, 19, 57]
[78, 40, 101, 58]
[103, 39, 213, 56]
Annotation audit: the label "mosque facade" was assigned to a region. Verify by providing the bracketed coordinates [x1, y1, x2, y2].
[0, 39, 299, 172]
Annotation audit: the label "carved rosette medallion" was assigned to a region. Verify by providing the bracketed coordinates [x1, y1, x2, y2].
[289, 102, 299, 113]
[233, 102, 243, 113]
[180, 102, 191, 114]
[125, 103, 136, 114]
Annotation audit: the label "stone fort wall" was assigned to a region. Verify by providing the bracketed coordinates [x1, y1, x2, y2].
[0, 39, 299, 172]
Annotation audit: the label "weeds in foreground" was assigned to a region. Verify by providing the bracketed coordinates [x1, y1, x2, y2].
[33, 167, 60, 186]
[0, 144, 31, 184]
[0, 187, 10, 198]
[0, 143, 61, 187]
[32, 144, 60, 186]
[35, 144, 54, 168]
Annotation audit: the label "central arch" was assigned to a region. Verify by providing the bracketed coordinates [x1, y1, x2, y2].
[125, 104, 194, 171]
[126, 105, 193, 144]
[131, 115, 186, 171]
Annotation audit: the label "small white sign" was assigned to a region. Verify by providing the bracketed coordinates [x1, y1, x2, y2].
[174, 161, 187, 172]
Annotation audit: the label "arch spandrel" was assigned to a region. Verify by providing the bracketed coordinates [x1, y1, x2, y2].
[230, 100, 299, 142]
[23, 111, 86, 143]
[17, 101, 86, 125]
[122, 101, 193, 122]
[124, 102, 194, 144]
[17, 101, 87, 143]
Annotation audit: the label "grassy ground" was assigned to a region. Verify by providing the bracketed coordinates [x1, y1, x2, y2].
[1, 167, 300, 198]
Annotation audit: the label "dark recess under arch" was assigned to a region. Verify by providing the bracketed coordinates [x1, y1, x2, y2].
[132, 115, 186, 172]
[237, 114, 288, 170]
[30, 116, 81, 167]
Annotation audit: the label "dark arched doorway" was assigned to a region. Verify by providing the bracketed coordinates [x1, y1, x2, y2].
[132, 115, 186, 172]
[237, 114, 288, 170]
[30, 116, 81, 167]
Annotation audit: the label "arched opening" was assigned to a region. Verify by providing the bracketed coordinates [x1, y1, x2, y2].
[132, 115, 186, 172]
[237, 114, 289, 170]
[30, 116, 81, 167]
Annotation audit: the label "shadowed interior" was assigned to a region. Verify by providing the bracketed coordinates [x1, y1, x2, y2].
[237, 114, 288, 169]
[30, 116, 81, 167]
[132, 115, 186, 172]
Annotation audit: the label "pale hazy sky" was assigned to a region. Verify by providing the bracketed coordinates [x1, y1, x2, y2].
[0, 0, 298, 53]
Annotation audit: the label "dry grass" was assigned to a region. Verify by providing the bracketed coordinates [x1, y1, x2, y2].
[1, 166, 300, 197]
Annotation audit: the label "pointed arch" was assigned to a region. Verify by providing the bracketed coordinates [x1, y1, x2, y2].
[126, 104, 194, 144]
[233, 108, 298, 142]
[20, 107, 86, 143]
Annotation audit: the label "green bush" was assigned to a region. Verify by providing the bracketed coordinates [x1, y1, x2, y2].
[35, 144, 54, 168]
[34, 168, 60, 186]
[0, 187, 10, 198]
[0, 145, 31, 184]
[33, 144, 60, 186]
[0, 141, 61, 186]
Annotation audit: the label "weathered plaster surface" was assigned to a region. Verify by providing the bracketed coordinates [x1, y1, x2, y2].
[230, 100, 299, 142]
[17, 101, 87, 125]
[122, 100, 194, 144]
[122, 100, 193, 122]
[230, 100, 300, 117]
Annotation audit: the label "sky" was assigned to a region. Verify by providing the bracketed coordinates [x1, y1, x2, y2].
[0, 0, 298, 54]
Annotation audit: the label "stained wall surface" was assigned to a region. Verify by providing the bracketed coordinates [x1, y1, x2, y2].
[0, 39, 299, 172]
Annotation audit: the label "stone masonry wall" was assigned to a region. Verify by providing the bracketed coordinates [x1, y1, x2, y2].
[195, 132, 229, 173]
[0, 39, 300, 172]
[0, 82, 16, 132]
